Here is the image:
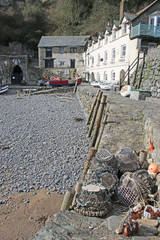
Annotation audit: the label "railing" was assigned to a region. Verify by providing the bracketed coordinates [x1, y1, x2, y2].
[131, 23, 160, 39]
[119, 51, 145, 89]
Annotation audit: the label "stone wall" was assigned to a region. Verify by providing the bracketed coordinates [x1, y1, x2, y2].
[77, 83, 160, 166]
[139, 46, 160, 98]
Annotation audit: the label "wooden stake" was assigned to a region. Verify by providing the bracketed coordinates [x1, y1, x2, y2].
[60, 188, 75, 211]
[88, 91, 102, 137]
[81, 147, 97, 182]
[86, 90, 101, 125]
[139, 150, 147, 163]
[71, 181, 83, 208]
[73, 80, 78, 92]
[91, 95, 107, 147]
[95, 111, 108, 150]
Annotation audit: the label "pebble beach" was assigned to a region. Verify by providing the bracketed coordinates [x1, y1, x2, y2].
[0, 91, 90, 198]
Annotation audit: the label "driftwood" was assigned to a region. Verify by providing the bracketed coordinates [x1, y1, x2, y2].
[88, 91, 102, 137]
[91, 95, 107, 147]
[86, 90, 101, 125]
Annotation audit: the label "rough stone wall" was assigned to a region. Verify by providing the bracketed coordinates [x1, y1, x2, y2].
[0, 55, 28, 84]
[77, 83, 160, 166]
[139, 46, 160, 98]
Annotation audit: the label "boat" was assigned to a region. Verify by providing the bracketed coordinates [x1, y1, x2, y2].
[99, 82, 113, 90]
[49, 78, 82, 87]
[0, 85, 8, 94]
[120, 85, 132, 97]
[90, 81, 102, 87]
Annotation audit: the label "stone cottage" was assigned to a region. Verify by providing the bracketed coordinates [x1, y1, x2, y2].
[38, 36, 90, 79]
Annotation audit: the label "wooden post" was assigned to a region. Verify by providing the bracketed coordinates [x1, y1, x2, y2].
[95, 111, 108, 150]
[60, 188, 75, 211]
[73, 80, 78, 92]
[139, 150, 147, 164]
[133, 51, 140, 86]
[91, 95, 107, 147]
[81, 147, 97, 182]
[71, 181, 83, 208]
[86, 90, 101, 125]
[127, 65, 130, 85]
[138, 51, 145, 89]
[88, 91, 102, 137]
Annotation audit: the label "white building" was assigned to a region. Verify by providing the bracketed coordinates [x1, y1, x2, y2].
[83, 0, 160, 85]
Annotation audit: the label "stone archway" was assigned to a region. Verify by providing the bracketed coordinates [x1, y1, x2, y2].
[11, 65, 23, 84]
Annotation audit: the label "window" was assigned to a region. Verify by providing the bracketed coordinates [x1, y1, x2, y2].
[70, 59, 75, 68]
[122, 24, 127, 35]
[92, 56, 94, 65]
[121, 45, 126, 58]
[111, 71, 116, 81]
[157, 17, 160, 26]
[59, 47, 64, 53]
[46, 48, 52, 57]
[45, 59, 54, 68]
[98, 54, 100, 64]
[59, 61, 64, 66]
[97, 72, 100, 81]
[112, 48, 116, 60]
[104, 71, 108, 81]
[150, 18, 155, 25]
[70, 47, 77, 53]
[105, 35, 108, 44]
[104, 51, 108, 62]
[112, 30, 116, 40]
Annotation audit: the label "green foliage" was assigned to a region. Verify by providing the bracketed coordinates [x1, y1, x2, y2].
[0, 0, 153, 48]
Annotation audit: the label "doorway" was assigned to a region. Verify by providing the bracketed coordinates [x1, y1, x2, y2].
[11, 65, 23, 84]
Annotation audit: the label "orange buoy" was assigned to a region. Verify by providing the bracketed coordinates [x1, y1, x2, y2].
[148, 163, 159, 174]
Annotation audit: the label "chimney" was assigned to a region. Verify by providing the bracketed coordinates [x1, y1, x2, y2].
[120, 0, 125, 21]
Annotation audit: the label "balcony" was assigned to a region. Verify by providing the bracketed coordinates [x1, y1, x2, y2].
[131, 23, 160, 39]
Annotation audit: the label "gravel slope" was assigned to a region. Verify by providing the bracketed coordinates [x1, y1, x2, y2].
[0, 91, 89, 198]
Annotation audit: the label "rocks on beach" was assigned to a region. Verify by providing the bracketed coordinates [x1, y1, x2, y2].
[0, 91, 89, 198]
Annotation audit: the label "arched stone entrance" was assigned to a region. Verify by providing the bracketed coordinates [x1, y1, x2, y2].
[11, 65, 23, 84]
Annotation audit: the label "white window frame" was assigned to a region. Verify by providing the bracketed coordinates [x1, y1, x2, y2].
[112, 30, 116, 40]
[104, 71, 108, 81]
[111, 71, 116, 81]
[104, 51, 108, 62]
[122, 24, 127, 35]
[121, 44, 126, 58]
[105, 35, 108, 44]
[97, 54, 100, 65]
[112, 48, 116, 60]
[97, 72, 100, 81]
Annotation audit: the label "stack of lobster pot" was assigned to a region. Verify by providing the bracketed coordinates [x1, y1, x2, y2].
[74, 149, 119, 217]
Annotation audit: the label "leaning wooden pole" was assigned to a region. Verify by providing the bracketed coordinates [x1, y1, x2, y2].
[81, 147, 97, 182]
[86, 90, 101, 125]
[88, 91, 102, 137]
[91, 95, 107, 147]
[73, 80, 78, 92]
[95, 111, 108, 150]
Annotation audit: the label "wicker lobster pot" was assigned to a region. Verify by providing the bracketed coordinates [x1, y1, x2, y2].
[117, 170, 156, 207]
[91, 149, 118, 172]
[74, 184, 111, 217]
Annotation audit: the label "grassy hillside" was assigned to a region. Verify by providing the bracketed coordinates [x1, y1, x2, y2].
[0, 0, 153, 49]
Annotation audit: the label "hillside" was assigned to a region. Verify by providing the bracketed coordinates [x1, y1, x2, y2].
[0, 0, 153, 49]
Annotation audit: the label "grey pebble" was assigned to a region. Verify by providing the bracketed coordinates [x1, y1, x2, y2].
[0, 93, 89, 196]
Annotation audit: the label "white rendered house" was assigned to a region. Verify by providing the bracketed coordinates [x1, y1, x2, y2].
[83, 0, 160, 85]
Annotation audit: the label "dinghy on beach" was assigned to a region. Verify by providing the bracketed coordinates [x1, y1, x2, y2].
[0, 85, 8, 94]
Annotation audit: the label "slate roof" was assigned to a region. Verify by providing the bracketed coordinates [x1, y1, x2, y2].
[123, 12, 136, 21]
[38, 36, 90, 47]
